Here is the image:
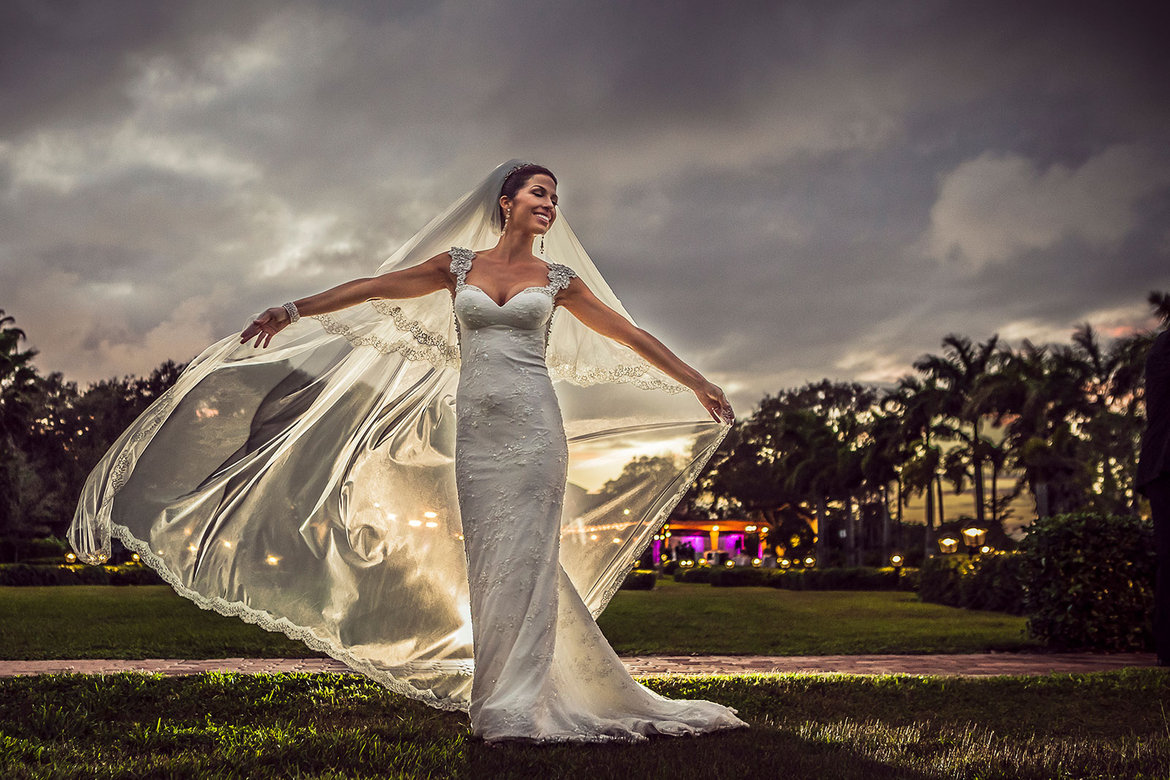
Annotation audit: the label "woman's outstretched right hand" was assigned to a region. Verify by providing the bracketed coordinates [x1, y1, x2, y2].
[240, 307, 292, 349]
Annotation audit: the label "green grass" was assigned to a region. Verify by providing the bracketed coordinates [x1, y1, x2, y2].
[0, 582, 1037, 660]
[0, 670, 1166, 778]
[597, 579, 1038, 655]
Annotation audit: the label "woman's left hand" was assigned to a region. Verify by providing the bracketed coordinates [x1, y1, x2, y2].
[694, 380, 734, 424]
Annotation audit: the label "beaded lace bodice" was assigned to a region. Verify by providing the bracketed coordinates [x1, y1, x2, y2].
[448, 246, 575, 351]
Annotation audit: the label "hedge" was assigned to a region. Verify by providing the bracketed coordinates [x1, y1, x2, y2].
[1019, 512, 1154, 651]
[619, 569, 657, 590]
[674, 565, 916, 590]
[918, 553, 1027, 614]
[0, 564, 165, 587]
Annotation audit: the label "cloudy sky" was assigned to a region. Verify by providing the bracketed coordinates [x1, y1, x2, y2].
[3, 0, 1168, 414]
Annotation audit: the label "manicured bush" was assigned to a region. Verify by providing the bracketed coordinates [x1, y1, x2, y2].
[0, 563, 164, 587]
[918, 555, 966, 606]
[918, 553, 1027, 614]
[1019, 512, 1155, 651]
[660, 560, 681, 576]
[672, 566, 715, 584]
[960, 552, 1026, 614]
[619, 569, 657, 590]
[769, 566, 908, 592]
[709, 567, 779, 587]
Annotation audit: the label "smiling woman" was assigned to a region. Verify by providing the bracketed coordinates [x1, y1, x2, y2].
[68, 159, 745, 744]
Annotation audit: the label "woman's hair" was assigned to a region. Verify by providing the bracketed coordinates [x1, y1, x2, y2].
[498, 163, 557, 228]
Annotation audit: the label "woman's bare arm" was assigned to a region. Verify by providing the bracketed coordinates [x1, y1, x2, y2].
[558, 277, 734, 423]
[240, 253, 453, 348]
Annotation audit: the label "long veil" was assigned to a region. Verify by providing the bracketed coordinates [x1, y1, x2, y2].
[68, 160, 730, 711]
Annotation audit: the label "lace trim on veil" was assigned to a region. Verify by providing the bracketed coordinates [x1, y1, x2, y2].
[102, 509, 472, 712]
[314, 299, 461, 369]
[586, 429, 727, 618]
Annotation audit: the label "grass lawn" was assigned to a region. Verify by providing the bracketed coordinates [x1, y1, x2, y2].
[597, 578, 1038, 655]
[0, 670, 1166, 778]
[0, 581, 1037, 660]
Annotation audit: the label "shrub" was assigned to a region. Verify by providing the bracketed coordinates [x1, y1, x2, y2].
[960, 552, 1026, 614]
[918, 555, 966, 607]
[1019, 512, 1154, 651]
[661, 560, 681, 576]
[765, 566, 912, 591]
[673, 566, 714, 584]
[0, 563, 164, 586]
[709, 567, 779, 587]
[619, 569, 657, 590]
[918, 553, 1028, 614]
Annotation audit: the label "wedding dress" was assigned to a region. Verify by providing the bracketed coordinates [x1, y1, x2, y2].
[450, 247, 746, 741]
[68, 160, 746, 743]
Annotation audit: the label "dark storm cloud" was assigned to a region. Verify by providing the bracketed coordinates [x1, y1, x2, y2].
[1, 0, 1168, 412]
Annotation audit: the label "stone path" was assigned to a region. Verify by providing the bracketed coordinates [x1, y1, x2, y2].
[0, 653, 1158, 679]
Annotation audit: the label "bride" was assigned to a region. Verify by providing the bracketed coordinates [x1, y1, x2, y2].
[70, 160, 749, 743]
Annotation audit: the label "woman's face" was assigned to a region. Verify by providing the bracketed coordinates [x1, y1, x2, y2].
[503, 174, 558, 234]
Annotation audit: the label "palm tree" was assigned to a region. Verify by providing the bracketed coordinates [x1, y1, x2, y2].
[0, 310, 40, 443]
[885, 374, 949, 558]
[913, 335, 999, 528]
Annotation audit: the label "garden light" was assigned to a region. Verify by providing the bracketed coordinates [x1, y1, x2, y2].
[751, 558, 761, 566]
[64, 552, 76, 563]
[803, 556, 816, 568]
[890, 554, 904, 568]
[938, 537, 959, 554]
[779, 558, 791, 569]
[724, 560, 734, 568]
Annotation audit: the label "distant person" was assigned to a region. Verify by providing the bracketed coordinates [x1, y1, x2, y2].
[1138, 296, 1170, 666]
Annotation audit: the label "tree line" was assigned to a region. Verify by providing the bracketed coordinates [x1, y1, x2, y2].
[691, 291, 1169, 566]
[0, 310, 185, 546]
[2, 292, 1167, 562]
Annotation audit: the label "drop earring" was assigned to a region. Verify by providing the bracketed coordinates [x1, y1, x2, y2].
[539, 234, 545, 255]
[502, 207, 511, 234]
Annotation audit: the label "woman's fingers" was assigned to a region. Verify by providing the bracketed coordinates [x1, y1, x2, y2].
[241, 309, 287, 348]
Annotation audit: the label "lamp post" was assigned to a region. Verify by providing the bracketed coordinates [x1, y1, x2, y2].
[890, 553, 904, 582]
[961, 526, 987, 555]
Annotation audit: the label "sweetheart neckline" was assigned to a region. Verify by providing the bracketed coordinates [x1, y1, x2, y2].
[457, 283, 552, 309]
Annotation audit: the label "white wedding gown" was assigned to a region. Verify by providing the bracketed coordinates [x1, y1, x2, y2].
[450, 248, 747, 743]
[66, 164, 745, 742]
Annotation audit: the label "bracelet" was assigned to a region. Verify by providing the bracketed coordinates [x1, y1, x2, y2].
[282, 302, 300, 324]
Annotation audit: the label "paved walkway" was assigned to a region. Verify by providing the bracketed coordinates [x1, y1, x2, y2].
[0, 653, 1158, 679]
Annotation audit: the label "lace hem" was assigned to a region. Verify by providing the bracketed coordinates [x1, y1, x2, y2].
[105, 519, 471, 713]
[587, 421, 731, 619]
[479, 709, 746, 744]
